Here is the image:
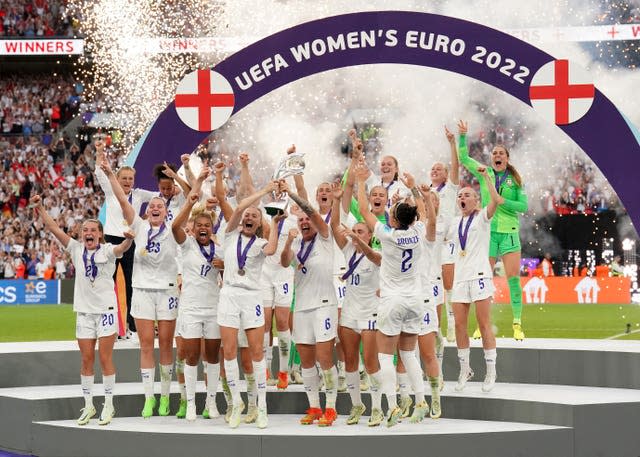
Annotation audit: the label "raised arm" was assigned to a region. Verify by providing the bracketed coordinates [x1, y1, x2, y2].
[172, 191, 200, 245]
[501, 184, 529, 213]
[342, 224, 381, 266]
[400, 172, 426, 223]
[162, 162, 191, 196]
[263, 211, 286, 256]
[445, 125, 460, 186]
[180, 154, 197, 187]
[225, 181, 278, 233]
[329, 182, 348, 249]
[214, 161, 234, 222]
[280, 180, 329, 238]
[280, 227, 298, 267]
[112, 230, 135, 257]
[236, 152, 256, 204]
[420, 184, 437, 242]
[100, 155, 135, 225]
[287, 144, 309, 202]
[30, 195, 70, 248]
[478, 167, 503, 219]
[355, 162, 378, 231]
[457, 120, 485, 179]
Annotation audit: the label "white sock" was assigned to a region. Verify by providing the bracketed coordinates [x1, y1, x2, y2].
[205, 362, 220, 409]
[159, 364, 173, 398]
[245, 372, 257, 407]
[436, 331, 444, 373]
[301, 366, 320, 408]
[223, 359, 241, 406]
[103, 374, 115, 408]
[428, 376, 440, 402]
[397, 372, 410, 399]
[263, 332, 271, 369]
[337, 360, 345, 378]
[141, 368, 154, 399]
[81, 375, 94, 408]
[323, 365, 339, 409]
[184, 363, 197, 405]
[400, 350, 425, 404]
[445, 291, 455, 326]
[458, 347, 471, 372]
[346, 370, 361, 406]
[378, 353, 397, 410]
[368, 370, 383, 410]
[253, 358, 267, 408]
[484, 348, 497, 376]
[176, 359, 186, 400]
[277, 329, 291, 373]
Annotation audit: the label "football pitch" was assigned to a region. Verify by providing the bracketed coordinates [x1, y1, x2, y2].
[1, 303, 639, 342]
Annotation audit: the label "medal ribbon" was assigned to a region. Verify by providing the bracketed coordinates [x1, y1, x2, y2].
[458, 212, 476, 252]
[236, 233, 256, 271]
[199, 241, 216, 263]
[82, 245, 100, 282]
[296, 233, 318, 267]
[494, 171, 509, 193]
[146, 223, 166, 251]
[324, 210, 331, 223]
[212, 214, 222, 234]
[341, 251, 365, 281]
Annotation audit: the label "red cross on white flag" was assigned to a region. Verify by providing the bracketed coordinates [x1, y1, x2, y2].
[529, 59, 595, 125]
[175, 69, 235, 132]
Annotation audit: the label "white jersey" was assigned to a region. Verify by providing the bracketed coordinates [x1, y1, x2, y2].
[433, 181, 459, 222]
[221, 230, 268, 291]
[95, 167, 155, 237]
[320, 210, 348, 276]
[291, 231, 335, 311]
[66, 239, 120, 314]
[420, 238, 438, 290]
[262, 215, 297, 272]
[131, 216, 179, 289]
[341, 244, 379, 318]
[163, 192, 186, 223]
[365, 174, 411, 209]
[179, 236, 222, 311]
[447, 207, 493, 282]
[374, 221, 424, 297]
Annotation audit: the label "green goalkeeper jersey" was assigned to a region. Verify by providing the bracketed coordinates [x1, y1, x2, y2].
[458, 134, 528, 234]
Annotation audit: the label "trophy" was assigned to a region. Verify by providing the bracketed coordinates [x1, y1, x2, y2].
[264, 151, 306, 216]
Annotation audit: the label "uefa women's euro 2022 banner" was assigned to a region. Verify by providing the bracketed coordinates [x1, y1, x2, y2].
[0, 280, 61, 305]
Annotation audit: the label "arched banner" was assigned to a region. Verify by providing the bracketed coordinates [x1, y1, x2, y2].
[129, 11, 640, 229]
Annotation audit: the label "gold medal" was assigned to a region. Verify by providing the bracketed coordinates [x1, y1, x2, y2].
[140, 248, 148, 257]
[122, 219, 128, 226]
[460, 250, 466, 257]
[297, 264, 303, 271]
[238, 269, 245, 276]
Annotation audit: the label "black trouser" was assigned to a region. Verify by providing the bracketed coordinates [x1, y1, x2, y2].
[105, 234, 136, 332]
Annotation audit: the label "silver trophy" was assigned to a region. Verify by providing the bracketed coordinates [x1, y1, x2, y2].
[265, 152, 306, 216]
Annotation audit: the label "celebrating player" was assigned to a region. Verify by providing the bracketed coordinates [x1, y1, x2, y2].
[458, 120, 528, 340]
[449, 167, 501, 392]
[31, 195, 134, 426]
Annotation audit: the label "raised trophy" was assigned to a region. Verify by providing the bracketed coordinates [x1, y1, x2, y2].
[264, 151, 306, 216]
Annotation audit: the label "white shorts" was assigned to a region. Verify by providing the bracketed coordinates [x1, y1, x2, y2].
[76, 311, 118, 339]
[451, 277, 495, 304]
[293, 306, 338, 345]
[334, 274, 347, 309]
[340, 313, 378, 334]
[177, 309, 220, 339]
[131, 288, 179, 321]
[377, 295, 423, 336]
[418, 299, 439, 336]
[430, 278, 445, 307]
[441, 240, 456, 265]
[261, 268, 294, 307]
[217, 287, 264, 330]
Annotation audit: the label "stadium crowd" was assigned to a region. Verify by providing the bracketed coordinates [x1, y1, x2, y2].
[0, 0, 75, 37]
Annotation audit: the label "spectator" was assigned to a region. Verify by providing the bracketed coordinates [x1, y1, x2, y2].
[610, 255, 624, 277]
[541, 253, 554, 277]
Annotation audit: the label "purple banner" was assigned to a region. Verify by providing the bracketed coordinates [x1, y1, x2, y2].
[132, 11, 640, 229]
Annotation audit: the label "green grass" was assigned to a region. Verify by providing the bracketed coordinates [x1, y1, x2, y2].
[457, 303, 640, 340]
[1, 303, 639, 342]
[0, 304, 75, 342]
